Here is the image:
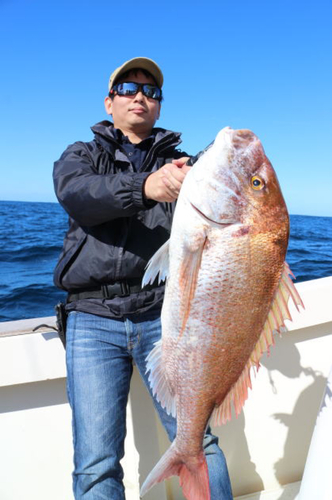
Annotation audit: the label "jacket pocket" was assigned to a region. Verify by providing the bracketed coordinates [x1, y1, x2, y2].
[54, 233, 88, 290]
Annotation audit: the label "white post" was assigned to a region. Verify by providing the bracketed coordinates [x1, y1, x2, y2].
[299, 364, 332, 500]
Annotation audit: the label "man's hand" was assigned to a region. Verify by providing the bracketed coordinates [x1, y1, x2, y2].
[144, 157, 191, 203]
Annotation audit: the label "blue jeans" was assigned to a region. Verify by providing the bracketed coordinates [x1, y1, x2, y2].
[66, 309, 233, 499]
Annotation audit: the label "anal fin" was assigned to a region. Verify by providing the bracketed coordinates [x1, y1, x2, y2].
[146, 339, 176, 417]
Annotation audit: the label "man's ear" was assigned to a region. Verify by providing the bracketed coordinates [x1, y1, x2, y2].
[104, 96, 113, 116]
[156, 103, 161, 120]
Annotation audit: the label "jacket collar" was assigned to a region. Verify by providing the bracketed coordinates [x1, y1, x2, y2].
[91, 120, 182, 149]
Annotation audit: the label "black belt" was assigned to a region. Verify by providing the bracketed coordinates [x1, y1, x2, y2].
[67, 278, 154, 303]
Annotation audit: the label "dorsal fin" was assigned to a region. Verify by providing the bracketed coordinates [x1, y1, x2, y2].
[212, 261, 304, 426]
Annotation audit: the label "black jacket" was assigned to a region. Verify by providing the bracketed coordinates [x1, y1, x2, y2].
[53, 121, 187, 317]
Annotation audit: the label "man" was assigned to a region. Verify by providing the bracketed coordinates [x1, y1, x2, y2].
[53, 57, 233, 499]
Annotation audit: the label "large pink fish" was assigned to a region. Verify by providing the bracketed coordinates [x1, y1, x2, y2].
[141, 127, 303, 500]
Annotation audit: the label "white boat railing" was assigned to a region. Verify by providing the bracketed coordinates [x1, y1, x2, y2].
[1, 276, 332, 500]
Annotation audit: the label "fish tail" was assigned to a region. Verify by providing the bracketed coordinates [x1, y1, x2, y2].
[179, 455, 210, 500]
[140, 442, 210, 500]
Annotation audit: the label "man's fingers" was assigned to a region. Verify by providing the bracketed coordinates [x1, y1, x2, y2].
[143, 161, 191, 203]
[172, 156, 190, 167]
[162, 165, 185, 191]
[143, 169, 177, 202]
[161, 175, 180, 196]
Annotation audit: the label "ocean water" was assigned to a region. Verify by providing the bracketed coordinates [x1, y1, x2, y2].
[0, 200, 331, 323]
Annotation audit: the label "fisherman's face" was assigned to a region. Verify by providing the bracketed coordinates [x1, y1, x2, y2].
[104, 70, 161, 140]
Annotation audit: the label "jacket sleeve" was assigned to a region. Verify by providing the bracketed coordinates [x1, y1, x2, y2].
[53, 141, 154, 227]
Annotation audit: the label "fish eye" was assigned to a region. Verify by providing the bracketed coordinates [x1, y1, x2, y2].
[251, 176, 265, 190]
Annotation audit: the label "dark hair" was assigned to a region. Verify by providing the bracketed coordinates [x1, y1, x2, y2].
[114, 68, 158, 86]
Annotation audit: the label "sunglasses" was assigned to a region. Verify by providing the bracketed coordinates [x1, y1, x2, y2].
[109, 82, 162, 101]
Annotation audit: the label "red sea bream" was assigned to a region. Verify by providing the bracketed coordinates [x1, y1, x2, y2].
[141, 127, 304, 500]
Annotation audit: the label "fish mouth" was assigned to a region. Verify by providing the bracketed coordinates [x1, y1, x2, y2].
[190, 202, 237, 227]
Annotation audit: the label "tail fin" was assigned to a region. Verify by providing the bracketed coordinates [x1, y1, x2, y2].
[140, 442, 210, 500]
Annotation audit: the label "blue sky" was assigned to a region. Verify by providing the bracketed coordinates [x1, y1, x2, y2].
[1, 0, 331, 216]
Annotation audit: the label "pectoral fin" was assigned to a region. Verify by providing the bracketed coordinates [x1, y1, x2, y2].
[178, 235, 208, 336]
[212, 261, 304, 426]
